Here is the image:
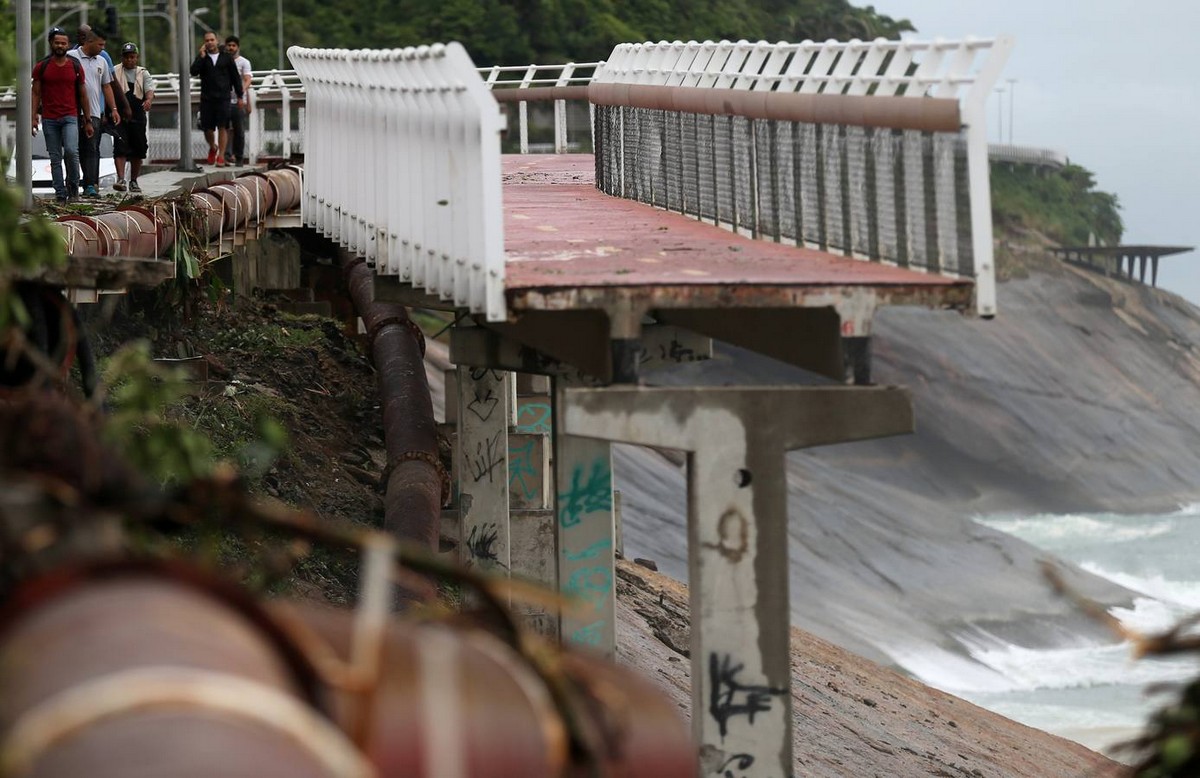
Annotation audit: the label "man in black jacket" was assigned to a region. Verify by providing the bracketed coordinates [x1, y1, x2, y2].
[189, 30, 243, 166]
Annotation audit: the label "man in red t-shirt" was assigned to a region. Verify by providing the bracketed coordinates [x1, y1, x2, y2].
[31, 27, 92, 202]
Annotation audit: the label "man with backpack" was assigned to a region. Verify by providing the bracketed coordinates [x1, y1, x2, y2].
[31, 27, 89, 202]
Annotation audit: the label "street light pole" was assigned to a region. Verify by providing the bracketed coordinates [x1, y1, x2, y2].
[1007, 78, 1016, 145]
[994, 87, 1005, 143]
[177, 0, 196, 170]
[17, 0, 32, 208]
[277, 0, 284, 68]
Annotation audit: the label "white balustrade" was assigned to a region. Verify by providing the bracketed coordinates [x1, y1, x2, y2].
[289, 44, 507, 322]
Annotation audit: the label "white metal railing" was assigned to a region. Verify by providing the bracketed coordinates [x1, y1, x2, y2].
[482, 62, 600, 153]
[289, 44, 507, 321]
[592, 37, 1013, 317]
[3, 63, 600, 159]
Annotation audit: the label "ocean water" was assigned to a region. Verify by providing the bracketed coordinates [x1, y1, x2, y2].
[899, 505, 1200, 756]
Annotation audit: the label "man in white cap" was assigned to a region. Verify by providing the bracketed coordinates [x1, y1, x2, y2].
[112, 43, 154, 192]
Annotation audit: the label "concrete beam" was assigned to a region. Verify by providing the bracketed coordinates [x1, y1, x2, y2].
[451, 321, 714, 384]
[657, 308, 843, 381]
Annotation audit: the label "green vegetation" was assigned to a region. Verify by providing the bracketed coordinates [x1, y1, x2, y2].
[3, 1, 913, 73]
[991, 162, 1123, 247]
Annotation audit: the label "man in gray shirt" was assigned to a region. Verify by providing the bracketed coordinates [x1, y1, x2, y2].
[68, 28, 120, 195]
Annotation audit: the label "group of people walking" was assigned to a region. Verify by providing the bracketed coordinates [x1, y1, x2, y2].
[31, 25, 253, 202]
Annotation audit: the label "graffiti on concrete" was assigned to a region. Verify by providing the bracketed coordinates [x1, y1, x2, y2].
[708, 652, 787, 738]
[515, 401, 552, 434]
[509, 439, 539, 501]
[466, 430, 504, 484]
[467, 522, 500, 563]
[557, 458, 612, 529]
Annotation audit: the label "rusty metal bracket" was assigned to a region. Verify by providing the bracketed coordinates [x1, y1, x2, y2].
[366, 316, 426, 358]
[383, 450, 450, 506]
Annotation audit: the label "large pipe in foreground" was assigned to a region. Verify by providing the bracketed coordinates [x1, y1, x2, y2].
[0, 564, 366, 778]
[0, 562, 696, 777]
[341, 256, 441, 602]
[271, 601, 698, 777]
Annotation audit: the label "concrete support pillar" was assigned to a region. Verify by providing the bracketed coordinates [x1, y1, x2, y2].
[554, 377, 617, 656]
[456, 366, 511, 574]
[559, 385, 913, 776]
[510, 377, 557, 638]
[1152, 255, 1160, 287]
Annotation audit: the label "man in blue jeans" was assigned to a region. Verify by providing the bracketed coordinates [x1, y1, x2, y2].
[69, 28, 120, 196]
[31, 27, 90, 202]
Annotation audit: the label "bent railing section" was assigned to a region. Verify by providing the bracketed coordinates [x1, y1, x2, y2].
[590, 38, 1012, 316]
[289, 44, 507, 322]
[482, 62, 601, 153]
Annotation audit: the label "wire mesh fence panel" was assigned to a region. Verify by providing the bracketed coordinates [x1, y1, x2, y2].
[594, 104, 976, 277]
[953, 141, 975, 272]
[757, 120, 779, 241]
[677, 113, 699, 215]
[821, 126, 847, 254]
[933, 133, 960, 275]
[795, 123, 822, 249]
[731, 117, 755, 235]
[713, 116, 737, 229]
[775, 122, 797, 243]
[845, 126, 873, 258]
[901, 130, 929, 270]
[873, 130, 899, 264]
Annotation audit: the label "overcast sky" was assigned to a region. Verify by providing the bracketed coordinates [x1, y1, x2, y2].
[869, 0, 1200, 304]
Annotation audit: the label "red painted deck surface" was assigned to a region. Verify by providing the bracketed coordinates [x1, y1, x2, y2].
[502, 154, 972, 297]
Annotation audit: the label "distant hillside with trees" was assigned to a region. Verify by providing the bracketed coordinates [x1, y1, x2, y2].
[4, 0, 913, 73]
[992, 163, 1123, 247]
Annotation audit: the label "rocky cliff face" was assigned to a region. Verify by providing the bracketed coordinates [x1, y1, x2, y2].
[617, 251, 1200, 669]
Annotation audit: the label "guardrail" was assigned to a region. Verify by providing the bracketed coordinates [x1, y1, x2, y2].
[289, 44, 507, 322]
[987, 143, 1068, 169]
[589, 38, 1012, 317]
[1, 61, 603, 162]
[481, 62, 601, 153]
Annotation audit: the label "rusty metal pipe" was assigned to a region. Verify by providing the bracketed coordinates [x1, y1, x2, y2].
[236, 173, 278, 221]
[588, 82, 963, 132]
[341, 256, 440, 602]
[0, 563, 368, 778]
[270, 601, 698, 777]
[266, 168, 303, 213]
[492, 85, 590, 103]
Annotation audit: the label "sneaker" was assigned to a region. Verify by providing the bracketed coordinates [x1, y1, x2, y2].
[129, 180, 141, 192]
[83, 185, 98, 197]
[113, 179, 127, 192]
[214, 158, 227, 167]
[67, 185, 79, 199]
[55, 194, 68, 204]
[206, 146, 218, 164]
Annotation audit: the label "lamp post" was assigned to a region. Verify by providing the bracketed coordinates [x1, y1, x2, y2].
[994, 87, 1005, 143]
[1006, 78, 1016, 145]
[177, 0, 195, 170]
[17, 0, 32, 208]
[277, 0, 284, 68]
